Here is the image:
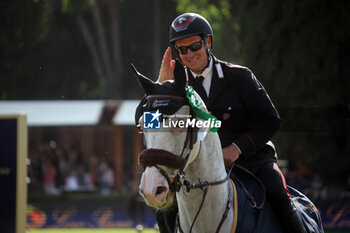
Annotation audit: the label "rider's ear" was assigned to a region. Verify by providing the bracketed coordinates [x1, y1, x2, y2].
[131, 63, 155, 95]
[174, 59, 186, 96]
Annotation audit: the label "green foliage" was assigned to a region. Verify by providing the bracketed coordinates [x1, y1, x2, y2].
[61, 0, 93, 14]
[1, 0, 178, 99]
[0, 0, 100, 99]
[227, 0, 350, 181]
[175, 0, 241, 62]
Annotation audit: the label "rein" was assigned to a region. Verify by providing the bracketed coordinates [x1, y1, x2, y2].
[231, 164, 266, 210]
[176, 163, 235, 233]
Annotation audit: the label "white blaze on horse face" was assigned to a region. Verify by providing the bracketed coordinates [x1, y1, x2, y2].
[139, 166, 173, 209]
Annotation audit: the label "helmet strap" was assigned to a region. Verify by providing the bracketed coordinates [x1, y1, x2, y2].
[202, 35, 212, 66]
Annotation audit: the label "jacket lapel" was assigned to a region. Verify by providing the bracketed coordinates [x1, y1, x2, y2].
[207, 58, 229, 106]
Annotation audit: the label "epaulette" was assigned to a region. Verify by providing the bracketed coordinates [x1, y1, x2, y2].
[222, 61, 249, 71]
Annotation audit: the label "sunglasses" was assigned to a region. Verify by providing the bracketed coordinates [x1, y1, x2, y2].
[175, 40, 204, 54]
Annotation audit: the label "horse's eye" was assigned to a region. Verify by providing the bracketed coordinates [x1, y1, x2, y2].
[171, 118, 186, 135]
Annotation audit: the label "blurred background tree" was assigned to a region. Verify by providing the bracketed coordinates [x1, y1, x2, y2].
[0, 0, 177, 99]
[0, 0, 349, 184]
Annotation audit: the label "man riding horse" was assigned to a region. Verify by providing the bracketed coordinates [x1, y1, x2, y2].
[153, 12, 305, 233]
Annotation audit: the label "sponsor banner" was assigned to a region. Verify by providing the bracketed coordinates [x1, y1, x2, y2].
[26, 204, 156, 229]
[321, 204, 350, 230]
[26, 203, 349, 230]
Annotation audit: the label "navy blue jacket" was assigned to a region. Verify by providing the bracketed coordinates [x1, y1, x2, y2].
[187, 55, 281, 171]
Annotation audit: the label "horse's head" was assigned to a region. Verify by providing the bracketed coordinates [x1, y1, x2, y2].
[132, 60, 211, 209]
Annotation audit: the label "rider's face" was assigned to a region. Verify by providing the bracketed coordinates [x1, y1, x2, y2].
[175, 35, 211, 74]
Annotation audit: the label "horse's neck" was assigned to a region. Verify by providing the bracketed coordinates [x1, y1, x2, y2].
[186, 133, 227, 181]
[177, 133, 233, 233]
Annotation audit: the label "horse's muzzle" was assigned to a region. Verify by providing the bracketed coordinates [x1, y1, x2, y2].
[139, 166, 175, 209]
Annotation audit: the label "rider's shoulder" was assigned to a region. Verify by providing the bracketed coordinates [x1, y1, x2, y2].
[222, 61, 247, 70]
[219, 60, 250, 73]
[219, 60, 253, 79]
[221, 61, 249, 71]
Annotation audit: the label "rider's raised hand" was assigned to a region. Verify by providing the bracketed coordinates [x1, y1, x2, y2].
[157, 47, 175, 83]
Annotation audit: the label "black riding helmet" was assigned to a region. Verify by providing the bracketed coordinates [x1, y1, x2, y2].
[169, 13, 213, 52]
[170, 13, 213, 42]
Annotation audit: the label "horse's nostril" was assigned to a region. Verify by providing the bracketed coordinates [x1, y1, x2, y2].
[155, 186, 168, 196]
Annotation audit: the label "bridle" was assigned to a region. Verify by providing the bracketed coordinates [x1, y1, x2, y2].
[138, 94, 235, 233]
[138, 95, 200, 190]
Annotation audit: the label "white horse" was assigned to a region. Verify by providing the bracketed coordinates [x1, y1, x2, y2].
[140, 105, 235, 232]
[132, 60, 323, 233]
[134, 61, 235, 233]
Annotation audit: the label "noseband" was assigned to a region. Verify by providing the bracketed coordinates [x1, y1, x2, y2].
[139, 148, 186, 170]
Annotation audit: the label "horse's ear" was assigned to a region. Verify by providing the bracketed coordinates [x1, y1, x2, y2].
[174, 59, 186, 96]
[130, 63, 155, 95]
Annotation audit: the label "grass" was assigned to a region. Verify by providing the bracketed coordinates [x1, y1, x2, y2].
[26, 229, 348, 233]
[27, 229, 158, 233]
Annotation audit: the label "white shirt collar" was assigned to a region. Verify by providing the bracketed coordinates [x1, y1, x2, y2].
[189, 56, 213, 97]
[190, 56, 213, 80]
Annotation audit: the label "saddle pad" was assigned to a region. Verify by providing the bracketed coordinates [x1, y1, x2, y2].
[288, 185, 324, 233]
[234, 177, 282, 233]
[232, 178, 324, 232]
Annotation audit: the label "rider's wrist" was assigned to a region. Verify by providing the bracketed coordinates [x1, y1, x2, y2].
[232, 143, 242, 155]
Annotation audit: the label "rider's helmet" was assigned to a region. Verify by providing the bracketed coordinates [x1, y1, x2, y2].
[169, 13, 213, 47]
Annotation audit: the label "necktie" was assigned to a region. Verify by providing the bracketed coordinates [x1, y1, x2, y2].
[194, 76, 207, 103]
[195, 76, 204, 85]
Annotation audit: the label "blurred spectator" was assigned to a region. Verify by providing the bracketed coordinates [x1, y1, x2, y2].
[42, 154, 60, 195]
[65, 170, 79, 191]
[99, 161, 115, 195]
[88, 155, 100, 187]
[76, 163, 94, 190]
[29, 141, 120, 195]
[54, 143, 70, 187]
